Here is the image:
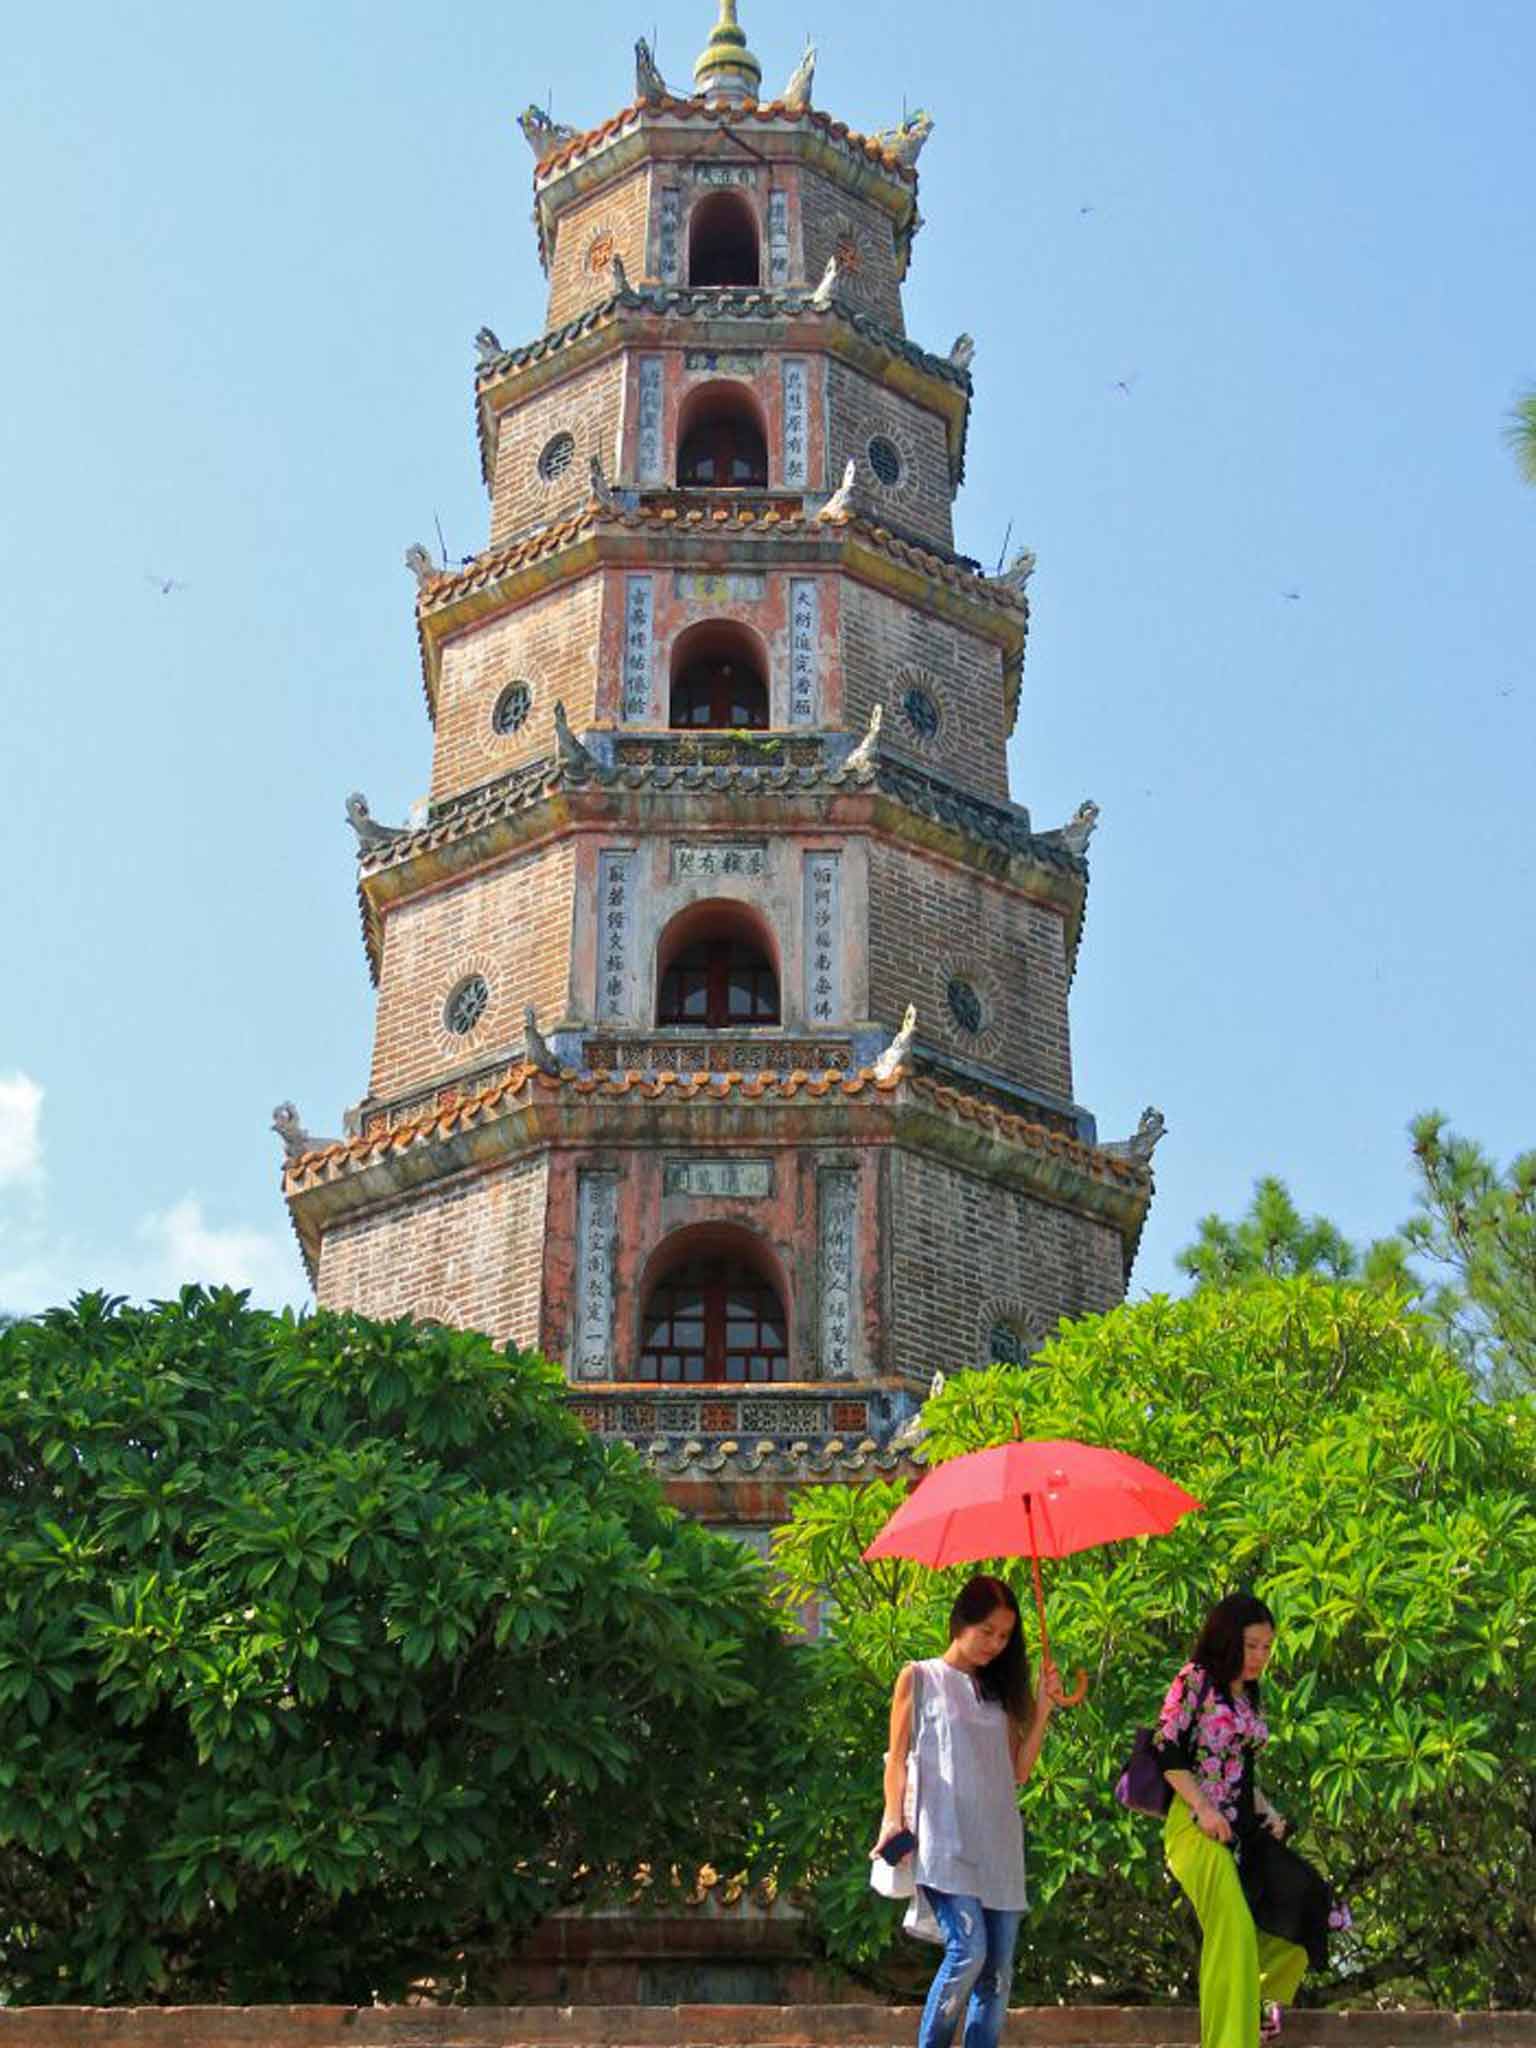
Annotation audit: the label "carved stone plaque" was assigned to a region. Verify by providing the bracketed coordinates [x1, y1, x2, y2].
[818, 1168, 857, 1378]
[574, 1172, 618, 1379]
[789, 577, 819, 723]
[781, 358, 808, 487]
[663, 1158, 773, 1199]
[803, 852, 841, 1024]
[596, 849, 635, 1020]
[636, 357, 664, 484]
[622, 575, 653, 720]
[672, 841, 767, 880]
[673, 570, 765, 603]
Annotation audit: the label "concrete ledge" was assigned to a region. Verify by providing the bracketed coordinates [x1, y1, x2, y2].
[0, 2008, 1532, 2048]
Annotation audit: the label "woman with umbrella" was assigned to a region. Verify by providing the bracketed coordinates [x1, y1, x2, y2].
[871, 1574, 1068, 2048]
[1153, 1592, 1339, 2048]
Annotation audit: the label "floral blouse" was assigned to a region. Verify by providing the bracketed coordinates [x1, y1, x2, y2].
[1151, 1660, 1270, 1828]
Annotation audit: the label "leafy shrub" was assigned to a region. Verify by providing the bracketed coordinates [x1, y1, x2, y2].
[769, 1282, 1536, 2007]
[0, 1290, 793, 2003]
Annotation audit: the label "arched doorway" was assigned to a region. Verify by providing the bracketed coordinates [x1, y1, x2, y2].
[676, 383, 768, 489]
[687, 190, 760, 287]
[637, 1230, 790, 1383]
[656, 900, 780, 1028]
[668, 619, 770, 730]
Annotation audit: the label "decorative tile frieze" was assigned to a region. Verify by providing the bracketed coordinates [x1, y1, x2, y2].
[582, 1037, 851, 1074]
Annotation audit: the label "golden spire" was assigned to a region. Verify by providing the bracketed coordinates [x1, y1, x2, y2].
[692, 0, 762, 104]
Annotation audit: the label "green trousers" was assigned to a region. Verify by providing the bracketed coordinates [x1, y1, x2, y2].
[1165, 1802, 1309, 2048]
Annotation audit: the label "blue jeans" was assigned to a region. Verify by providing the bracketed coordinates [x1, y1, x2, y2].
[916, 1887, 1023, 2048]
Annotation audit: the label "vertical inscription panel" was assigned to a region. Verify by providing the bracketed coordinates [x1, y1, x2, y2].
[768, 190, 789, 287]
[574, 1171, 618, 1379]
[803, 852, 841, 1026]
[596, 849, 635, 1021]
[622, 575, 654, 720]
[658, 188, 681, 281]
[789, 576, 819, 724]
[818, 1168, 857, 1379]
[781, 358, 808, 488]
[636, 357, 664, 484]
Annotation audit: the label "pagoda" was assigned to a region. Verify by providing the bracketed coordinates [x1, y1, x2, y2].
[279, 2, 1160, 1538]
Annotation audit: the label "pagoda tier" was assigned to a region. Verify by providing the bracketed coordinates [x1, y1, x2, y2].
[282, 5, 1157, 1534]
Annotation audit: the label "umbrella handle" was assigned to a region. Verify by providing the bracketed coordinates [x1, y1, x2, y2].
[1026, 1536, 1090, 1709]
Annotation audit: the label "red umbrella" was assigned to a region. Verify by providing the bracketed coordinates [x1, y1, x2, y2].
[863, 1436, 1202, 1705]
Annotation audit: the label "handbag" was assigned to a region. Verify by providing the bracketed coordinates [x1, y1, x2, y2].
[1115, 1672, 1209, 1818]
[870, 1661, 922, 1901]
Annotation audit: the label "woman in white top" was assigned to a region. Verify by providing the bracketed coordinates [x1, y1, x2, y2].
[872, 1574, 1066, 2048]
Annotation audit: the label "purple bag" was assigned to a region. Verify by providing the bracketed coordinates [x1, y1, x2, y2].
[1116, 1672, 1208, 1818]
[1114, 1725, 1172, 1817]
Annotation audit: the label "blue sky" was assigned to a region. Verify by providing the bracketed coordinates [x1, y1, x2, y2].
[2, 0, 1532, 1319]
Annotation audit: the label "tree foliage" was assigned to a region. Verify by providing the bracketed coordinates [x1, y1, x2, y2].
[769, 1282, 1536, 2008]
[1179, 1119, 1536, 1396]
[1507, 386, 1536, 486]
[1399, 1113, 1536, 1394]
[0, 1290, 794, 2005]
[1176, 1176, 1407, 1292]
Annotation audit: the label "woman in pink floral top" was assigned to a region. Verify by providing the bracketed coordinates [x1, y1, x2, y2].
[1151, 1594, 1338, 2048]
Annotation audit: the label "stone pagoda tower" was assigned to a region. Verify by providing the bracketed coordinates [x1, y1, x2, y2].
[280, 3, 1160, 1538]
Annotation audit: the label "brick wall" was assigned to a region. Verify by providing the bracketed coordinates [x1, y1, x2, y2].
[369, 840, 576, 1098]
[824, 360, 954, 554]
[433, 580, 602, 802]
[886, 1149, 1126, 1378]
[547, 165, 654, 327]
[490, 358, 625, 549]
[798, 169, 906, 333]
[841, 583, 1009, 798]
[866, 840, 1073, 1101]
[315, 1154, 550, 1348]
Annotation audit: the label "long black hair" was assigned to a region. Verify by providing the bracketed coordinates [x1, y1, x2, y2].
[949, 1574, 1033, 1723]
[1191, 1591, 1276, 1697]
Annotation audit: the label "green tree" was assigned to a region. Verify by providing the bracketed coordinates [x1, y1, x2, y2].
[1175, 1175, 1406, 1289]
[1507, 387, 1536, 485]
[769, 1282, 1536, 2008]
[1399, 1112, 1536, 1393]
[0, 1290, 793, 2005]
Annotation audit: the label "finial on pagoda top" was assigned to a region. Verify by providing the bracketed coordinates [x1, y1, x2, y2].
[693, 0, 762, 104]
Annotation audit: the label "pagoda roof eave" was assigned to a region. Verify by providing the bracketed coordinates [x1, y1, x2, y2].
[281, 1062, 1150, 1284]
[350, 748, 1085, 986]
[412, 506, 1025, 724]
[473, 288, 972, 493]
[528, 97, 921, 278]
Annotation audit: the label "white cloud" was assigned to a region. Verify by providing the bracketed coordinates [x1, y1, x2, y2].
[134, 1197, 305, 1307]
[0, 1196, 306, 1319]
[0, 1072, 43, 1186]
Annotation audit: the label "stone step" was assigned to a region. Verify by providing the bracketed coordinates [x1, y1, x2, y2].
[0, 2008, 1532, 2048]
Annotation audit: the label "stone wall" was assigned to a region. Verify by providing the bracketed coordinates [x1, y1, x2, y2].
[368, 840, 576, 1098]
[490, 357, 625, 548]
[798, 166, 907, 333]
[432, 581, 601, 801]
[839, 582, 1009, 803]
[315, 1154, 549, 1347]
[866, 840, 1074, 1101]
[824, 359, 954, 555]
[546, 165, 654, 328]
[886, 1149, 1125, 1376]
